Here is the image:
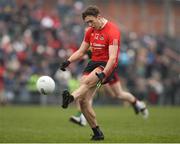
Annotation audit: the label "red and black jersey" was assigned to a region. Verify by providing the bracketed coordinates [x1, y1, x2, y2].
[84, 21, 121, 68]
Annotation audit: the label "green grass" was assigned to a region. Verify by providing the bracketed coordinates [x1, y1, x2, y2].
[0, 105, 180, 143]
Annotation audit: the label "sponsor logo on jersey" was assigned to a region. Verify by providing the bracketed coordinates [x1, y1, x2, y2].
[92, 43, 105, 48]
[99, 35, 104, 40]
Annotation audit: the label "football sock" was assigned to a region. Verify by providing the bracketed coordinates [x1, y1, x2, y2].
[75, 111, 82, 117]
[92, 126, 102, 136]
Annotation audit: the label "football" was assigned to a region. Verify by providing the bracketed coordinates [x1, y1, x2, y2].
[36, 76, 55, 95]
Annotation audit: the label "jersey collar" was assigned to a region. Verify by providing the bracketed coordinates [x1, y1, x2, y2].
[99, 18, 108, 30]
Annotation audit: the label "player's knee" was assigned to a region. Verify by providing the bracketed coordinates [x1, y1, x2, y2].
[110, 93, 116, 98]
[109, 88, 121, 98]
[81, 79, 96, 89]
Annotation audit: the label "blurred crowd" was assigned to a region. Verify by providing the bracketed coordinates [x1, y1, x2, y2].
[0, 0, 179, 106]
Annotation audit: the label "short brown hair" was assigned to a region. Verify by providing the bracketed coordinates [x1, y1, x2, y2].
[82, 5, 100, 20]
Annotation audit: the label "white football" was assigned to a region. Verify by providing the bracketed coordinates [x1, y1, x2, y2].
[36, 76, 55, 95]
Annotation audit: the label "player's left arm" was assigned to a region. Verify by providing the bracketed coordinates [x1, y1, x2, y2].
[103, 25, 120, 77]
[95, 43, 119, 81]
[95, 26, 120, 81]
[103, 42, 119, 76]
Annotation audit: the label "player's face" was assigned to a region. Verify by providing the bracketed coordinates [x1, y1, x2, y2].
[84, 15, 101, 29]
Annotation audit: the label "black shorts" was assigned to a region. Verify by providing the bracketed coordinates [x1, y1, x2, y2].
[83, 61, 119, 84]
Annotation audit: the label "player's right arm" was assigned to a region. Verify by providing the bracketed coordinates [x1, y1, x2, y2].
[68, 27, 92, 62]
[60, 27, 92, 71]
[60, 41, 89, 71]
[68, 41, 89, 62]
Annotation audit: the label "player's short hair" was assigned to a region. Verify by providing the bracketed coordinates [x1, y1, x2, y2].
[82, 5, 100, 20]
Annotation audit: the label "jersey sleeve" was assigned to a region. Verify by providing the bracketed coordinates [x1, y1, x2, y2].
[83, 28, 93, 43]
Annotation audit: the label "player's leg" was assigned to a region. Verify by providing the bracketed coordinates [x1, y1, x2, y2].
[79, 86, 104, 140]
[110, 81, 136, 103]
[109, 80, 149, 118]
[61, 67, 104, 140]
[103, 83, 116, 98]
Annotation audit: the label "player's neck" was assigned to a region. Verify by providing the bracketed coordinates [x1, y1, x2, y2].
[99, 18, 108, 30]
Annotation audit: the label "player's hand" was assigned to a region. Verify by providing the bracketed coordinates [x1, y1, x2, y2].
[95, 72, 106, 81]
[60, 60, 70, 71]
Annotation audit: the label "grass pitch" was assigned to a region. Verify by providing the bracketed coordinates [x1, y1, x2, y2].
[0, 105, 180, 143]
